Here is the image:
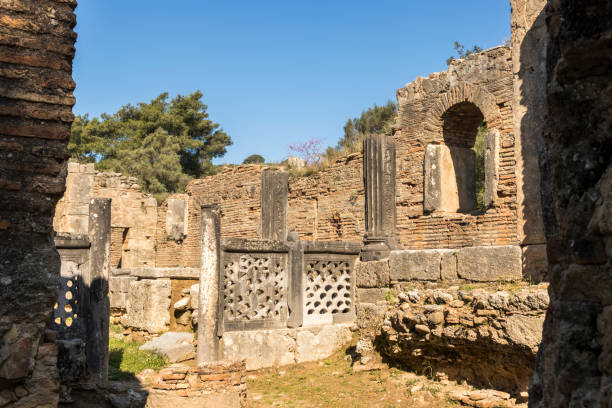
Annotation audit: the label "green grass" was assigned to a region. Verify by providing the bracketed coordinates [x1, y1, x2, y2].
[108, 337, 168, 381]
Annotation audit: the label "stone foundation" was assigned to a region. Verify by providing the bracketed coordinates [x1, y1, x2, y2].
[378, 285, 547, 395]
[222, 324, 353, 371]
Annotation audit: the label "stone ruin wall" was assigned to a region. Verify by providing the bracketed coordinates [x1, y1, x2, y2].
[154, 48, 523, 271]
[0, 0, 77, 406]
[528, 0, 612, 406]
[54, 163, 158, 268]
[395, 46, 517, 250]
[154, 155, 365, 268]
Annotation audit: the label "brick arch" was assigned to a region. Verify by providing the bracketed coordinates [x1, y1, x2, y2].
[422, 84, 502, 139]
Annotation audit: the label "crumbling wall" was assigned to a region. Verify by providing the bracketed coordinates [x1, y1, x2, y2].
[0, 0, 77, 405]
[94, 172, 157, 268]
[510, 0, 548, 282]
[155, 159, 364, 268]
[395, 46, 518, 250]
[380, 285, 547, 396]
[530, 1, 612, 406]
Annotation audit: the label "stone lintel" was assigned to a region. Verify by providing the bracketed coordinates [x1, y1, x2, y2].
[221, 237, 290, 253]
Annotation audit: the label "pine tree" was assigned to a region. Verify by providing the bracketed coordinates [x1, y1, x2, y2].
[69, 91, 232, 200]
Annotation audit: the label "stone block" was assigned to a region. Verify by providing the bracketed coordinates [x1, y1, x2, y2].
[295, 325, 352, 363]
[424, 144, 476, 213]
[485, 131, 500, 206]
[354, 259, 390, 288]
[110, 293, 128, 310]
[126, 279, 172, 332]
[356, 303, 387, 339]
[189, 283, 200, 309]
[222, 330, 296, 371]
[356, 288, 389, 304]
[109, 276, 137, 294]
[522, 244, 548, 283]
[140, 332, 195, 363]
[441, 250, 458, 280]
[389, 250, 441, 281]
[166, 197, 188, 241]
[457, 246, 522, 282]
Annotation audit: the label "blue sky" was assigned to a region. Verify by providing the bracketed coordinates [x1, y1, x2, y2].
[72, 1, 511, 164]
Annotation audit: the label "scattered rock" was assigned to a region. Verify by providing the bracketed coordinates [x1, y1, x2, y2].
[173, 297, 190, 311]
[139, 332, 195, 363]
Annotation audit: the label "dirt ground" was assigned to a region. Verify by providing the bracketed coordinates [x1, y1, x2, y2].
[247, 349, 461, 408]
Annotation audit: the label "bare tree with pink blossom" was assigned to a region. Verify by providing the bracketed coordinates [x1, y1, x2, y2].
[288, 138, 324, 166]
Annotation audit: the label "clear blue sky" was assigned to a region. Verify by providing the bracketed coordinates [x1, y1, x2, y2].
[73, 1, 510, 164]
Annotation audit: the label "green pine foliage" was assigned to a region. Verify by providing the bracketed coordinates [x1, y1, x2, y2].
[324, 101, 397, 160]
[339, 101, 397, 152]
[69, 91, 232, 202]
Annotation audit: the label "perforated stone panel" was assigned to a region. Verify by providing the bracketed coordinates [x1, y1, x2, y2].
[53, 261, 82, 337]
[303, 255, 355, 326]
[222, 253, 288, 330]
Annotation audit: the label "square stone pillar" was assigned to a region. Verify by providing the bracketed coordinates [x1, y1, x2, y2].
[197, 205, 221, 364]
[86, 198, 111, 386]
[261, 169, 289, 241]
[361, 134, 400, 261]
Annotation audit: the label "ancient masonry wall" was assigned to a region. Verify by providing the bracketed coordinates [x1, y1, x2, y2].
[155, 156, 365, 267]
[54, 163, 158, 268]
[156, 49, 518, 268]
[395, 46, 517, 250]
[0, 0, 77, 406]
[530, 1, 612, 407]
[93, 171, 157, 268]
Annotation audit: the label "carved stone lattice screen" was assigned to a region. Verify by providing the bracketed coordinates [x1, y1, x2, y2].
[221, 251, 288, 331]
[303, 253, 356, 326]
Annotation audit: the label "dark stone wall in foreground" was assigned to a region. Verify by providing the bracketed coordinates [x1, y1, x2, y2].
[530, 0, 612, 406]
[0, 0, 77, 405]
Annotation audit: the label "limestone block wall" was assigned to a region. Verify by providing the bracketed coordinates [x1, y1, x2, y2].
[53, 162, 95, 234]
[54, 165, 158, 268]
[94, 171, 157, 268]
[0, 0, 77, 405]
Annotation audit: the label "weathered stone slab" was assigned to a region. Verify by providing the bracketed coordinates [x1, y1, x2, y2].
[361, 134, 400, 261]
[165, 197, 188, 241]
[125, 279, 171, 332]
[109, 276, 137, 293]
[441, 250, 458, 280]
[424, 144, 476, 213]
[140, 332, 195, 363]
[260, 169, 288, 241]
[356, 288, 389, 304]
[295, 325, 352, 363]
[522, 244, 548, 283]
[355, 259, 390, 288]
[222, 330, 296, 371]
[457, 245, 522, 281]
[110, 293, 128, 310]
[111, 267, 200, 279]
[389, 250, 442, 281]
[485, 131, 500, 207]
